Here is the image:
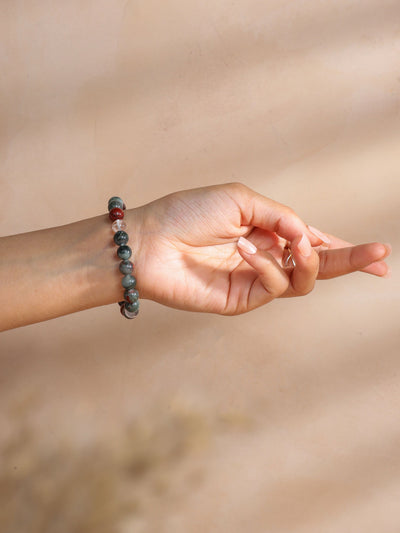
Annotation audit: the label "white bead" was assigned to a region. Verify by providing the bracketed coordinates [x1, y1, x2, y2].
[112, 219, 127, 233]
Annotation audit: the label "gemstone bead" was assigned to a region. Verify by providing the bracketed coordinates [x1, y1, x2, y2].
[119, 260, 133, 274]
[117, 245, 132, 260]
[124, 288, 139, 303]
[108, 197, 124, 211]
[114, 230, 129, 246]
[120, 305, 139, 319]
[125, 300, 139, 313]
[108, 200, 124, 212]
[109, 196, 139, 319]
[121, 274, 136, 289]
[109, 207, 124, 221]
[112, 219, 127, 233]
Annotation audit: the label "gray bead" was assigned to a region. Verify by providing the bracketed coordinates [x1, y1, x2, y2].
[125, 300, 139, 313]
[109, 200, 124, 211]
[122, 305, 139, 319]
[108, 197, 124, 211]
[121, 274, 136, 289]
[117, 245, 132, 260]
[119, 260, 133, 274]
[114, 230, 129, 246]
[124, 288, 139, 302]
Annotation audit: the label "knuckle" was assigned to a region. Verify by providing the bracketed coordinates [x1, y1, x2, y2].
[303, 285, 314, 296]
[267, 277, 289, 299]
[278, 279, 291, 297]
[300, 279, 316, 296]
[295, 286, 312, 297]
[284, 205, 297, 217]
[278, 205, 296, 220]
[318, 251, 329, 277]
[225, 181, 248, 195]
[275, 206, 299, 234]
[349, 247, 359, 270]
[229, 180, 246, 189]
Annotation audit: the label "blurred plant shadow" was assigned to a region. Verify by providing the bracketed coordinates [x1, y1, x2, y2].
[0, 391, 254, 533]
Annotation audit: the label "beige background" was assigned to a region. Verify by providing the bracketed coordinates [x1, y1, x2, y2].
[1, 1, 399, 531]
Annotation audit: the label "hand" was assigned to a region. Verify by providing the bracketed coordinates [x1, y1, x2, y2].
[130, 182, 391, 315]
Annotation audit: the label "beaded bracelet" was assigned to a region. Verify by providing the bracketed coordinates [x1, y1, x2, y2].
[108, 196, 140, 319]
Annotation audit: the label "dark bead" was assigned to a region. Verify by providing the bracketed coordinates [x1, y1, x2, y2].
[117, 245, 132, 260]
[120, 304, 139, 319]
[121, 274, 136, 289]
[125, 300, 139, 313]
[114, 230, 129, 246]
[109, 207, 124, 221]
[119, 260, 133, 274]
[124, 288, 139, 303]
[108, 197, 124, 211]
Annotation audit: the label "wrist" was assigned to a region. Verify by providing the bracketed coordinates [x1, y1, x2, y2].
[84, 205, 147, 308]
[0, 205, 147, 331]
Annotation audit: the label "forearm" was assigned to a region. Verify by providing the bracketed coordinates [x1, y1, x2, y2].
[0, 207, 144, 332]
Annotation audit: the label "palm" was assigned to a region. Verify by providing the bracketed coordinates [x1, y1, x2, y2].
[134, 184, 389, 315]
[136, 185, 249, 314]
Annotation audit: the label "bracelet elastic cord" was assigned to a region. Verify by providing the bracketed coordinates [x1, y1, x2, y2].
[107, 196, 140, 319]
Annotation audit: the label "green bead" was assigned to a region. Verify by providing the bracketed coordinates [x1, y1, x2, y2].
[121, 274, 136, 289]
[108, 196, 124, 211]
[125, 300, 139, 313]
[117, 245, 132, 260]
[114, 230, 129, 246]
[119, 260, 133, 275]
[124, 288, 139, 302]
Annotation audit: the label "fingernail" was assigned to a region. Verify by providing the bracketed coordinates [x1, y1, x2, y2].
[383, 243, 392, 257]
[297, 233, 312, 257]
[382, 266, 391, 279]
[307, 225, 331, 244]
[237, 236, 257, 254]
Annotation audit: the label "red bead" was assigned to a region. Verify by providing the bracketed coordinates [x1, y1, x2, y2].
[109, 207, 124, 221]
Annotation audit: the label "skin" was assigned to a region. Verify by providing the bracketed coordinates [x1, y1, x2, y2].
[0, 182, 391, 331]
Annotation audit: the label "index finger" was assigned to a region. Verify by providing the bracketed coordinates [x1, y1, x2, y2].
[317, 242, 390, 279]
[226, 183, 323, 246]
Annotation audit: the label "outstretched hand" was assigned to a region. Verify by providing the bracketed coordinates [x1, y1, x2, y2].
[131, 182, 391, 315]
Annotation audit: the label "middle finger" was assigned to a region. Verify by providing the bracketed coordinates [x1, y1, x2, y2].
[282, 234, 320, 297]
